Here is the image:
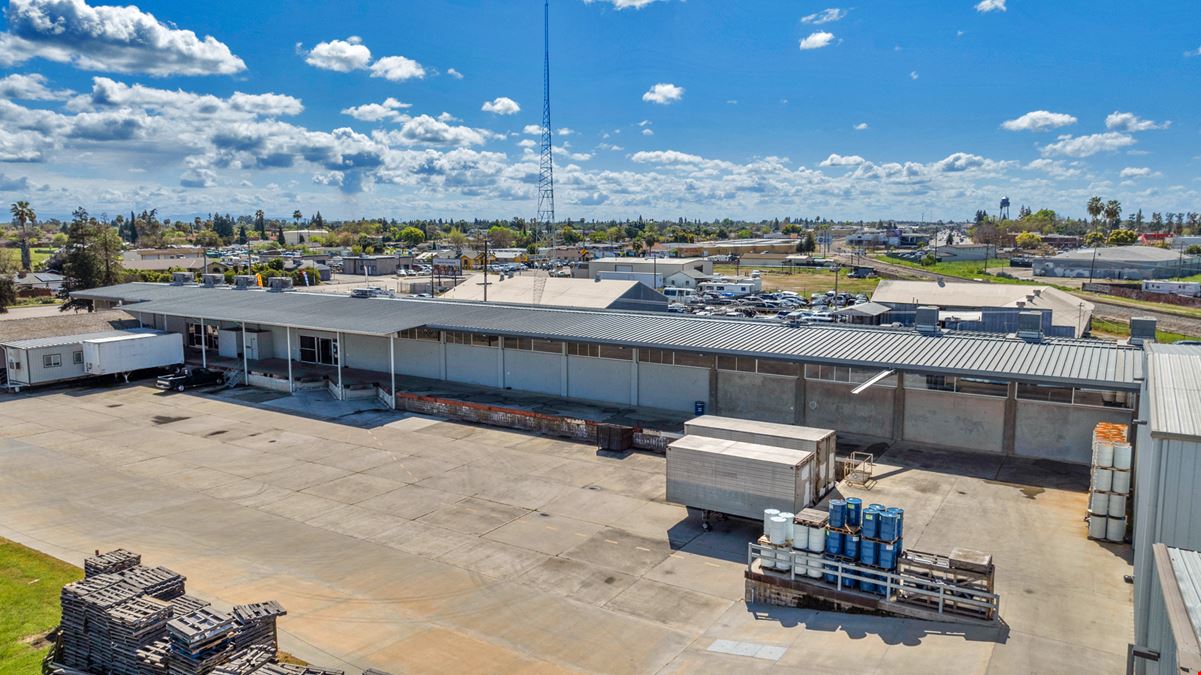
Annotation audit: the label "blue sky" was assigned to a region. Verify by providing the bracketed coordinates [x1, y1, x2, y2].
[0, 0, 1199, 222]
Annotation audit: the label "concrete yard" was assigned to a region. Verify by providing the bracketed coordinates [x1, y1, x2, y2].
[0, 384, 1132, 673]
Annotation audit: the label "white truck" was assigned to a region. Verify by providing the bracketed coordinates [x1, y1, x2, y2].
[83, 331, 184, 378]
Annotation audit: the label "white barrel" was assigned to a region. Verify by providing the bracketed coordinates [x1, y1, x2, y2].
[1107, 493, 1127, 517]
[779, 512, 795, 546]
[763, 509, 780, 536]
[807, 525, 826, 553]
[1111, 469, 1131, 495]
[768, 516, 789, 545]
[1105, 516, 1126, 543]
[1088, 491, 1108, 512]
[1092, 467, 1113, 492]
[1113, 444, 1133, 470]
[792, 551, 807, 575]
[1087, 512, 1107, 539]
[775, 544, 792, 571]
[1092, 442, 1114, 468]
[806, 553, 823, 579]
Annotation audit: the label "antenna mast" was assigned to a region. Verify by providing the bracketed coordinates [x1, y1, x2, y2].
[537, 0, 556, 233]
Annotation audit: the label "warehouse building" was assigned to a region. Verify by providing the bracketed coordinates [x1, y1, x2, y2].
[74, 282, 1142, 465]
[871, 280, 1094, 338]
[1033, 246, 1201, 280]
[586, 257, 712, 281]
[439, 276, 668, 312]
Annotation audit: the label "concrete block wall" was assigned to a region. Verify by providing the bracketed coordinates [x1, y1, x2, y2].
[804, 379, 895, 442]
[903, 389, 1006, 453]
[1013, 400, 1134, 463]
[638, 362, 708, 412]
[716, 370, 797, 423]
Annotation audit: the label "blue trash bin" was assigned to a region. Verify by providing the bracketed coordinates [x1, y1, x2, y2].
[694, 401, 706, 416]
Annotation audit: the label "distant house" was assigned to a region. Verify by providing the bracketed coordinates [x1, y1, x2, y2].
[342, 255, 399, 276]
[662, 267, 712, 289]
[588, 257, 712, 281]
[871, 279, 1094, 337]
[290, 259, 331, 282]
[121, 251, 225, 274]
[934, 244, 994, 261]
[1138, 232, 1171, 245]
[282, 229, 329, 246]
[12, 272, 64, 292]
[440, 276, 668, 312]
[1032, 247, 1201, 280]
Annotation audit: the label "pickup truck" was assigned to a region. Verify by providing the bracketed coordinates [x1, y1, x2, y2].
[156, 367, 225, 392]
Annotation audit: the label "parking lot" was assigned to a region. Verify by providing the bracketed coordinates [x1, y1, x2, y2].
[0, 384, 1132, 673]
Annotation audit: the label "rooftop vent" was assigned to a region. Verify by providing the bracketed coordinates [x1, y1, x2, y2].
[1129, 317, 1158, 346]
[915, 305, 940, 336]
[170, 272, 194, 286]
[233, 275, 256, 290]
[267, 277, 293, 292]
[1017, 311, 1043, 342]
[201, 273, 224, 288]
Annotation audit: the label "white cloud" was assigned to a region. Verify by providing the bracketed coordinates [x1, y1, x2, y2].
[0, 73, 71, 100]
[582, 0, 660, 9]
[853, 122, 869, 131]
[598, 143, 624, 151]
[975, 0, 1006, 12]
[642, 83, 684, 105]
[1001, 110, 1077, 132]
[726, 99, 738, 105]
[1025, 158, 1082, 179]
[481, 96, 521, 115]
[180, 167, 216, 188]
[517, 139, 536, 149]
[932, 152, 988, 172]
[305, 37, 371, 72]
[380, 114, 491, 146]
[642, 128, 654, 136]
[820, 153, 865, 167]
[1119, 166, 1154, 179]
[638, 120, 652, 127]
[566, 151, 592, 161]
[799, 31, 835, 51]
[370, 55, 426, 82]
[522, 124, 544, 135]
[909, 71, 919, 80]
[630, 149, 705, 164]
[341, 98, 411, 122]
[0, 0, 245, 76]
[1105, 111, 1169, 132]
[447, 67, 463, 79]
[228, 92, 304, 117]
[557, 127, 574, 136]
[1041, 132, 1135, 158]
[802, 8, 847, 24]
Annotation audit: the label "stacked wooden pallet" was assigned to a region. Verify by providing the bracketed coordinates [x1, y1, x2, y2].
[122, 565, 187, 601]
[166, 607, 237, 675]
[107, 596, 172, 674]
[232, 601, 287, 651]
[84, 549, 142, 577]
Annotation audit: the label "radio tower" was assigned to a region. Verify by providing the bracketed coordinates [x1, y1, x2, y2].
[536, 0, 555, 232]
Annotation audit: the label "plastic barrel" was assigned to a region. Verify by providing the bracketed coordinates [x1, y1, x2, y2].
[1088, 491, 1108, 512]
[844, 534, 860, 561]
[1111, 470, 1131, 495]
[1108, 494, 1127, 518]
[768, 517, 788, 545]
[861, 507, 880, 539]
[829, 499, 847, 528]
[1092, 467, 1113, 492]
[807, 526, 826, 554]
[1106, 516, 1126, 543]
[880, 541, 900, 570]
[842, 573, 857, 590]
[1088, 512, 1107, 539]
[879, 511, 899, 541]
[1092, 441, 1114, 468]
[1113, 443, 1133, 470]
[806, 554, 823, 579]
[792, 551, 807, 576]
[779, 512, 795, 546]
[846, 497, 863, 528]
[763, 509, 780, 536]
[860, 539, 877, 566]
[825, 531, 843, 556]
[824, 560, 837, 584]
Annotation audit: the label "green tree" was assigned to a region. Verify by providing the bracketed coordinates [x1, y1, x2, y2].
[447, 227, 468, 256]
[1103, 200, 1122, 229]
[488, 225, 516, 248]
[266, 258, 285, 271]
[1083, 231, 1106, 247]
[0, 248, 17, 312]
[60, 208, 103, 311]
[276, 228, 286, 246]
[237, 225, 248, 245]
[797, 231, 816, 253]
[1086, 196, 1103, 226]
[397, 226, 425, 247]
[292, 210, 302, 228]
[9, 200, 35, 271]
[1106, 229, 1137, 246]
[254, 209, 266, 239]
[1015, 232, 1042, 249]
[560, 225, 582, 245]
[1186, 245, 1201, 255]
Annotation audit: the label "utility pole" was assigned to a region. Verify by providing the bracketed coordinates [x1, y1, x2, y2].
[536, 0, 555, 233]
[483, 236, 489, 302]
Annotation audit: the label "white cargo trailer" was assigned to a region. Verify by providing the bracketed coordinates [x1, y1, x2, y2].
[683, 415, 838, 499]
[666, 434, 816, 528]
[83, 331, 184, 377]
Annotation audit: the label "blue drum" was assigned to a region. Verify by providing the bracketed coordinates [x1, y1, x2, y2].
[825, 531, 843, 557]
[888, 507, 905, 539]
[879, 511, 900, 542]
[860, 539, 877, 567]
[829, 499, 847, 529]
[844, 534, 860, 561]
[846, 497, 863, 528]
[879, 540, 902, 570]
[861, 506, 880, 539]
[824, 560, 838, 584]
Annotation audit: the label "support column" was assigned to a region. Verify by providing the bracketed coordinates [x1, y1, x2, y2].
[439, 331, 447, 380]
[389, 334, 396, 410]
[560, 342, 569, 397]
[199, 318, 207, 368]
[630, 349, 639, 406]
[892, 371, 906, 443]
[497, 337, 506, 388]
[1002, 381, 1018, 454]
[285, 327, 293, 393]
[240, 322, 248, 385]
[793, 366, 806, 425]
[336, 331, 344, 400]
[707, 364, 718, 415]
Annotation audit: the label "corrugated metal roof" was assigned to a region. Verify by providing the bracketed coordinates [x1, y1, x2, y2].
[76, 283, 1146, 389]
[1146, 343, 1201, 440]
[1166, 546, 1201, 654]
[0, 328, 159, 350]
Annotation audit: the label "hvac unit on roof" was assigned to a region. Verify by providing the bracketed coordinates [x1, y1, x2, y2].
[201, 273, 224, 287]
[170, 272, 194, 286]
[1017, 311, 1044, 343]
[233, 275, 256, 290]
[267, 277, 293, 292]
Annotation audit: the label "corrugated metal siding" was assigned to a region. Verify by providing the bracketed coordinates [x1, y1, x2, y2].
[77, 283, 1145, 388]
[1146, 344, 1201, 440]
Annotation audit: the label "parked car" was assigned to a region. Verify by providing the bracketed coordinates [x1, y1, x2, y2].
[156, 367, 224, 392]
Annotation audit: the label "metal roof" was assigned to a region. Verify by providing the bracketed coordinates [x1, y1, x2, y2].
[74, 283, 1146, 389]
[0, 328, 159, 350]
[1145, 343, 1201, 440]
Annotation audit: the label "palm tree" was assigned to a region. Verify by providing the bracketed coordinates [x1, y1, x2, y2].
[9, 201, 35, 271]
[254, 209, 266, 239]
[1086, 196, 1103, 227]
[292, 210, 302, 228]
[1103, 200, 1122, 230]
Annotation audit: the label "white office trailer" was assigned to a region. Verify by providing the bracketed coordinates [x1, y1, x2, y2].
[1140, 280, 1201, 298]
[666, 435, 816, 523]
[2, 329, 181, 389]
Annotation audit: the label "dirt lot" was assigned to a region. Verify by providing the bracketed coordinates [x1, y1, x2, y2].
[0, 384, 1132, 673]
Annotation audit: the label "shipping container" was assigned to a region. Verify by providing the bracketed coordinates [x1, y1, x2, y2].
[666, 434, 816, 523]
[83, 332, 184, 376]
[683, 415, 838, 498]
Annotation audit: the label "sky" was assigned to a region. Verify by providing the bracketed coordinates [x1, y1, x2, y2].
[0, 0, 1199, 223]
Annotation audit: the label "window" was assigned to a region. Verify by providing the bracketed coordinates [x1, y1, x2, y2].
[640, 348, 672, 364]
[445, 331, 469, 345]
[597, 344, 631, 360]
[399, 328, 439, 341]
[1016, 383, 1072, 404]
[673, 351, 713, 368]
[72, 351, 83, 365]
[905, 373, 1005, 396]
[531, 339, 562, 354]
[299, 335, 338, 366]
[43, 353, 62, 368]
[471, 334, 499, 348]
[717, 355, 756, 372]
[187, 323, 218, 349]
[758, 360, 799, 377]
[807, 365, 897, 387]
[1073, 388, 1134, 409]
